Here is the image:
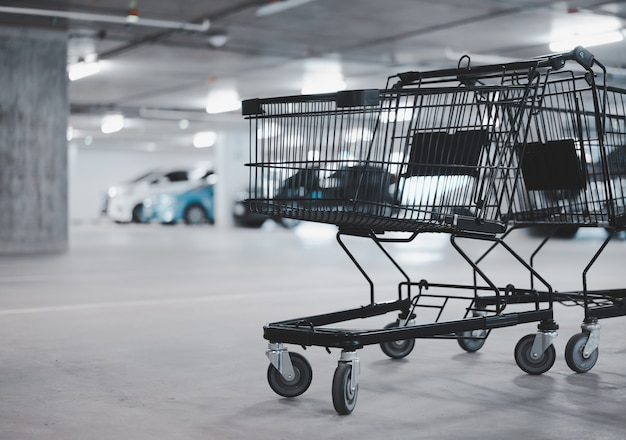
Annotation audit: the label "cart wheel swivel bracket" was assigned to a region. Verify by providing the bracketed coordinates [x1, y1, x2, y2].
[530, 330, 558, 360]
[266, 343, 295, 381]
[338, 350, 360, 393]
[399, 318, 417, 328]
[581, 320, 601, 358]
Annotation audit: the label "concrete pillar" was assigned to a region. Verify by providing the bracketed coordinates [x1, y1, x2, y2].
[215, 130, 249, 228]
[0, 27, 68, 254]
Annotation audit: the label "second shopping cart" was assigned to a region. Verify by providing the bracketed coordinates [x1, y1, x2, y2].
[243, 46, 624, 414]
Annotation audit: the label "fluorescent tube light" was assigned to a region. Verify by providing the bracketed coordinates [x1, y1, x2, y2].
[101, 114, 124, 134]
[256, 0, 314, 17]
[193, 131, 217, 148]
[550, 30, 623, 52]
[68, 61, 100, 81]
[301, 78, 346, 95]
[205, 89, 241, 114]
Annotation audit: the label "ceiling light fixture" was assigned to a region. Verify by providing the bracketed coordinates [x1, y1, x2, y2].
[101, 113, 125, 134]
[301, 57, 346, 95]
[193, 131, 217, 148]
[206, 31, 229, 48]
[68, 60, 100, 81]
[205, 89, 241, 114]
[126, 0, 139, 23]
[549, 30, 623, 52]
[549, 12, 623, 52]
[301, 76, 346, 95]
[256, 0, 315, 17]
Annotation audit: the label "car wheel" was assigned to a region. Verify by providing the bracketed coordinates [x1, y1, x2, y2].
[276, 216, 301, 229]
[527, 225, 579, 239]
[554, 225, 579, 238]
[233, 202, 266, 228]
[234, 216, 266, 228]
[184, 204, 210, 225]
[131, 204, 144, 223]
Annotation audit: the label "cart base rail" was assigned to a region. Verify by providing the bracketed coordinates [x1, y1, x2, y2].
[263, 298, 555, 349]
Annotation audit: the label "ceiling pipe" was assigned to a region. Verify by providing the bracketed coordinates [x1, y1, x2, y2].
[0, 6, 210, 32]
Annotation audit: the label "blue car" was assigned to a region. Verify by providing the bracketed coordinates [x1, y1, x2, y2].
[142, 183, 215, 225]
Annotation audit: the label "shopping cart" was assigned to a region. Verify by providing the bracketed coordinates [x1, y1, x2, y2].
[242, 48, 612, 414]
[475, 49, 626, 374]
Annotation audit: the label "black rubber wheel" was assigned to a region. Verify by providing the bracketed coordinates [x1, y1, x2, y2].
[266, 352, 312, 398]
[332, 363, 358, 415]
[514, 333, 556, 375]
[184, 204, 210, 225]
[456, 329, 488, 353]
[380, 322, 415, 359]
[565, 332, 599, 373]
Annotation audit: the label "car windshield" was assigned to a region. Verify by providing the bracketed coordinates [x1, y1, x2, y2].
[164, 171, 189, 182]
[188, 168, 214, 181]
[129, 171, 160, 183]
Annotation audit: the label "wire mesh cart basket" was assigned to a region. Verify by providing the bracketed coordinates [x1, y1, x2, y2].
[242, 47, 623, 414]
[474, 48, 626, 374]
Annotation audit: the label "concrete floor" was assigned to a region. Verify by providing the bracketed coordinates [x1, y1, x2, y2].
[1, 222, 626, 439]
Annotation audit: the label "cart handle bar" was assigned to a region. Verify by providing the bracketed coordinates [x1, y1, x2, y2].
[393, 46, 597, 87]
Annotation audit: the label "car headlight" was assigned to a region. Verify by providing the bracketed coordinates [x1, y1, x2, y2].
[162, 209, 175, 223]
[233, 202, 246, 216]
[158, 194, 175, 206]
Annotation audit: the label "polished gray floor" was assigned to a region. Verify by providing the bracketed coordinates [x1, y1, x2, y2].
[1, 222, 626, 439]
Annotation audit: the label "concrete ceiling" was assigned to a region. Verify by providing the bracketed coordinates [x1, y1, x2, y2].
[3, 0, 626, 153]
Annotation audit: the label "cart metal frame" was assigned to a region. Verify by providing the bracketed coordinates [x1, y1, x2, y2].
[243, 46, 621, 414]
[462, 52, 626, 374]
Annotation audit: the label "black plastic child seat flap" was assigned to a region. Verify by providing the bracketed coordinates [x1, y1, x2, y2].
[403, 129, 489, 177]
[520, 139, 586, 191]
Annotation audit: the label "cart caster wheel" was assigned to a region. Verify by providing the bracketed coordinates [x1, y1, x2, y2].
[514, 333, 556, 375]
[380, 322, 415, 359]
[332, 363, 358, 415]
[267, 352, 312, 398]
[456, 329, 488, 353]
[565, 332, 598, 373]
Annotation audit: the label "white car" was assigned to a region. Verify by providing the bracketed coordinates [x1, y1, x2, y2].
[103, 165, 214, 223]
